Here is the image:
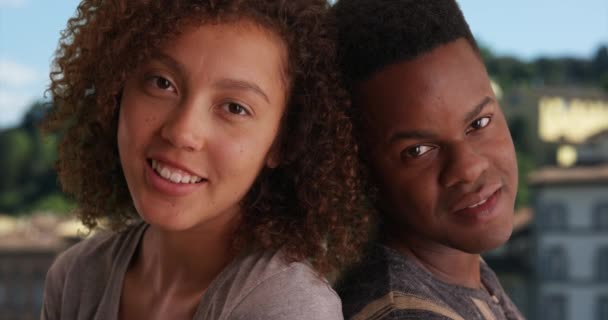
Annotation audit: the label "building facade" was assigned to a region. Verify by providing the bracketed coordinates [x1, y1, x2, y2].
[530, 165, 608, 320]
[0, 249, 58, 320]
[0, 214, 81, 320]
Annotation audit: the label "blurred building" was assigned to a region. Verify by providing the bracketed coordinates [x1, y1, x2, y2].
[538, 94, 608, 144]
[528, 133, 608, 320]
[486, 87, 608, 320]
[501, 86, 608, 166]
[0, 214, 84, 320]
[577, 130, 608, 166]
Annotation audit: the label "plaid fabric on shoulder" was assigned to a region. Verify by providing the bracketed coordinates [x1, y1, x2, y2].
[352, 291, 466, 320]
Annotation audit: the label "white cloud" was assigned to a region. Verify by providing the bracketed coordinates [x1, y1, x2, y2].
[0, 59, 41, 87]
[0, 59, 47, 128]
[0, 89, 38, 128]
[0, 0, 27, 8]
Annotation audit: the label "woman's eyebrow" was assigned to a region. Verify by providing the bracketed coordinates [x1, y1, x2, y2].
[148, 52, 188, 76]
[147, 53, 270, 104]
[214, 78, 270, 103]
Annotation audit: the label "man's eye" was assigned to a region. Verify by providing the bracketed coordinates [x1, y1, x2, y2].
[470, 116, 491, 130]
[402, 144, 434, 159]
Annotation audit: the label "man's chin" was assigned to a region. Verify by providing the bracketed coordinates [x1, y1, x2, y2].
[456, 228, 514, 254]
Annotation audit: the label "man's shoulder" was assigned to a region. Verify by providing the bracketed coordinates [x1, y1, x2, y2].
[336, 245, 401, 318]
[345, 291, 468, 320]
[337, 245, 435, 293]
[336, 245, 465, 320]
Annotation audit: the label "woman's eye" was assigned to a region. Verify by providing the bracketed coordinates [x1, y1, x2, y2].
[402, 144, 435, 159]
[223, 102, 250, 116]
[152, 76, 176, 92]
[470, 116, 491, 130]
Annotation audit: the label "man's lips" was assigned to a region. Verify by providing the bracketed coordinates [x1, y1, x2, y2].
[449, 184, 502, 213]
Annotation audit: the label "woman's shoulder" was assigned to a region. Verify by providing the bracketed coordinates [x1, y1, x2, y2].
[42, 222, 146, 319]
[199, 248, 343, 320]
[49, 222, 144, 277]
[231, 257, 343, 319]
[43, 224, 144, 305]
[238, 249, 340, 302]
[42, 222, 144, 319]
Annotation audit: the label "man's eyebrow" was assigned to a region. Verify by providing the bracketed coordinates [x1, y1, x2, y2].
[214, 78, 270, 103]
[387, 96, 494, 144]
[463, 96, 493, 124]
[389, 129, 438, 144]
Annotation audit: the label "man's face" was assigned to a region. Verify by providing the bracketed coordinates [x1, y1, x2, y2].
[357, 39, 518, 253]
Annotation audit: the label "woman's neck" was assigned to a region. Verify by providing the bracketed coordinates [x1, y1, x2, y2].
[136, 212, 242, 295]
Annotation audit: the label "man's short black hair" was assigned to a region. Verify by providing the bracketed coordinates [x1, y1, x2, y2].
[332, 0, 479, 87]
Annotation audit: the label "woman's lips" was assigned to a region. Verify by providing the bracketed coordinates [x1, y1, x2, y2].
[145, 160, 207, 197]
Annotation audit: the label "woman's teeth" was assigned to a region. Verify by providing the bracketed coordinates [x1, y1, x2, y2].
[151, 160, 203, 184]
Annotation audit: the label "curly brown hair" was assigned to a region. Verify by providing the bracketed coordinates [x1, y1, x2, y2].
[44, 0, 375, 276]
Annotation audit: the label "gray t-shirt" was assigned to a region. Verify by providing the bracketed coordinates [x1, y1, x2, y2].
[41, 222, 343, 320]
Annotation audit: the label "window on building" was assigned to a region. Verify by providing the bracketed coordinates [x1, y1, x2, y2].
[541, 246, 568, 280]
[9, 277, 27, 310]
[594, 203, 608, 231]
[598, 295, 608, 320]
[541, 203, 567, 231]
[0, 281, 5, 307]
[33, 280, 45, 311]
[542, 294, 567, 320]
[596, 247, 608, 281]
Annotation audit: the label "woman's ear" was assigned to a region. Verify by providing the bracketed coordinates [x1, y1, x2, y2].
[265, 142, 281, 169]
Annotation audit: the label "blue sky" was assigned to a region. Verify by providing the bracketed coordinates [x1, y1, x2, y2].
[0, 0, 607, 129]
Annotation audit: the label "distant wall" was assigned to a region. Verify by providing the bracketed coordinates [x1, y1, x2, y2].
[539, 97, 608, 143]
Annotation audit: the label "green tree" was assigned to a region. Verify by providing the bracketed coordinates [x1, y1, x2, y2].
[0, 128, 33, 191]
[593, 45, 608, 91]
[0, 101, 72, 214]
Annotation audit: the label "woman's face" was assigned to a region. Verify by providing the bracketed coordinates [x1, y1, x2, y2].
[117, 20, 288, 231]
